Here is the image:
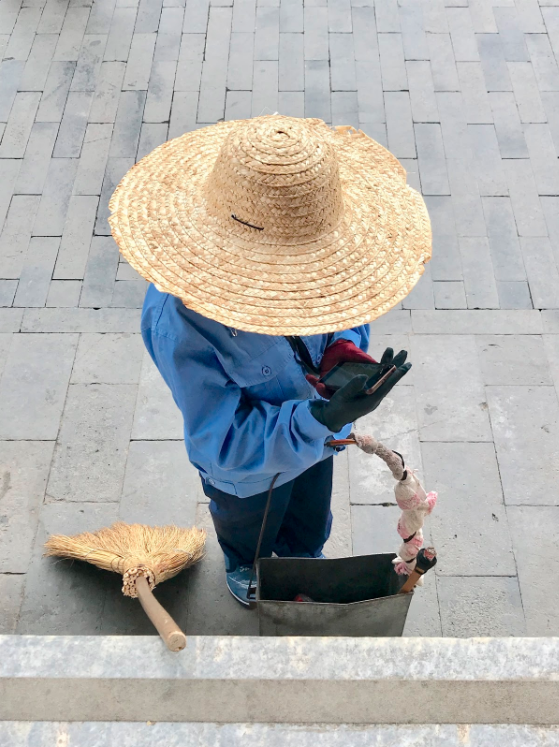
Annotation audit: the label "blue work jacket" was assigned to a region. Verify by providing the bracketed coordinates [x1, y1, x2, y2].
[141, 285, 370, 497]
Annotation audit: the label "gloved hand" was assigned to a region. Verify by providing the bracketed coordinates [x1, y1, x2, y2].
[309, 349, 411, 432]
[306, 339, 378, 399]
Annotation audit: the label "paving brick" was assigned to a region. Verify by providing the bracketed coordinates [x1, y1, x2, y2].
[252, 59, 278, 115]
[544, 7, 559, 61]
[399, 0, 428, 61]
[477, 334, 550, 385]
[422, 0, 448, 33]
[377, 33, 406, 92]
[80, 235, 120, 306]
[111, 278, 147, 306]
[445, 7, 478, 62]
[401, 267, 435, 309]
[0, 91, 40, 158]
[132, 350, 184, 439]
[95, 156, 134, 234]
[496, 281, 532, 309]
[228, 31, 254, 90]
[493, 7, 528, 60]
[122, 32, 156, 89]
[374, 0, 399, 32]
[197, 51, 229, 121]
[225, 89, 250, 120]
[331, 91, 358, 127]
[520, 237, 559, 309]
[0, 309, 23, 332]
[116, 261, 141, 280]
[0, 574, 24, 634]
[54, 7, 90, 60]
[0, 441, 55, 577]
[32, 158, 78, 236]
[103, 7, 136, 60]
[119, 440, 202, 526]
[0, 196, 39, 279]
[71, 332, 144, 383]
[523, 124, 559, 196]
[410, 334, 492, 440]
[488, 385, 559, 505]
[541, 196, 559, 266]
[359, 120, 387, 146]
[385, 91, 415, 158]
[433, 280, 467, 308]
[436, 91, 471, 158]
[422, 441, 516, 577]
[413, 308, 542, 334]
[4, 7, 42, 60]
[46, 382, 135, 504]
[329, 33, 356, 91]
[53, 195, 98, 279]
[0, 159, 20, 236]
[414, 123, 449, 195]
[254, 5, 278, 60]
[543, 309, 559, 332]
[438, 577, 525, 636]
[136, 122, 167, 159]
[352, 9, 378, 63]
[86, 0, 116, 34]
[280, 0, 302, 33]
[467, 124, 507, 197]
[503, 160, 548, 237]
[183, 0, 209, 33]
[428, 33, 459, 91]
[507, 62, 547, 123]
[0, 60, 25, 122]
[481, 197, 526, 281]
[488, 91, 528, 158]
[143, 60, 176, 122]
[0, 280, 17, 306]
[446, 159, 486, 236]
[476, 33, 512, 91]
[69, 35, 106, 93]
[231, 0, 255, 32]
[303, 59, 329, 120]
[89, 61, 125, 121]
[541, 92, 559, 155]
[53, 90, 93, 156]
[19, 33, 58, 91]
[109, 89, 145, 156]
[355, 59, 384, 123]
[507, 506, 559, 635]
[303, 5, 327, 60]
[327, 0, 351, 33]
[167, 91, 196, 137]
[459, 237, 500, 309]
[46, 279, 82, 306]
[525, 33, 559, 92]
[13, 237, 60, 307]
[399, 157, 420, 191]
[174, 33, 204, 91]
[406, 60, 438, 123]
[73, 123, 112, 195]
[430, 234, 463, 282]
[36, 61, 76, 122]
[0, 332, 78, 439]
[277, 34, 305, 94]
[134, 0, 162, 32]
[38, 0, 70, 34]
[17, 501, 119, 635]
[456, 62, 492, 123]
[277, 90, 303, 117]
[22, 306, 141, 332]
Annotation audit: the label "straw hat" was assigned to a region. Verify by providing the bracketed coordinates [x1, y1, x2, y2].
[109, 115, 431, 335]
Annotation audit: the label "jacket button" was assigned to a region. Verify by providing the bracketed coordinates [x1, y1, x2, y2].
[208, 478, 214, 485]
[262, 365, 271, 376]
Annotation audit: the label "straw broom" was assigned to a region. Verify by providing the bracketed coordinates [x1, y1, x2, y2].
[44, 522, 206, 652]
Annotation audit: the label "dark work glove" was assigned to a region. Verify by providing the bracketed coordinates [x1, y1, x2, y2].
[309, 350, 411, 432]
[306, 339, 377, 399]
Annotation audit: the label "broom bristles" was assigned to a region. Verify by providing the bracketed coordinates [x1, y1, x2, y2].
[44, 522, 206, 586]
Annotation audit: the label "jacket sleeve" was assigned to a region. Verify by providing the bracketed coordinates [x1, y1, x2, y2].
[332, 325, 370, 353]
[144, 329, 335, 477]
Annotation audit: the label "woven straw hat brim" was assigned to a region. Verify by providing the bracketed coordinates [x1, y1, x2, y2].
[109, 119, 431, 335]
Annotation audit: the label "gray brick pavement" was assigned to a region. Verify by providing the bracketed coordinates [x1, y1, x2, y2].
[2, 0, 559, 639]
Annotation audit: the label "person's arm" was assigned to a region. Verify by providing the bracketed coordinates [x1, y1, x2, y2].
[146, 330, 335, 477]
[331, 324, 370, 353]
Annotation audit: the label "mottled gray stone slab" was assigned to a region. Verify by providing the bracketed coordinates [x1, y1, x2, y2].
[0, 195, 39, 280]
[71, 333, 144, 384]
[46, 280, 82, 308]
[412, 310, 542, 335]
[497, 281, 533, 310]
[348, 386, 422, 504]
[16, 502, 119, 635]
[508, 505, 559, 635]
[21, 307, 141, 333]
[119, 440, 203, 526]
[438, 577, 526, 637]
[0, 575, 24, 634]
[477, 335, 552, 385]
[410, 335, 491, 441]
[46, 383, 136, 503]
[0, 441, 55, 574]
[0, 333, 78, 440]
[131, 350, 185, 440]
[13, 237, 60, 308]
[421, 442, 516, 576]
[325, 448, 352, 559]
[487, 385, 559, 505]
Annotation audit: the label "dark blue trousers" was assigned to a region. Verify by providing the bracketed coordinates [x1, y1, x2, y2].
[202, 457, 334, 572]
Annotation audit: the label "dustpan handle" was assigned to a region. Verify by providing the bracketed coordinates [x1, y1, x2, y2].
[247, 472, 281, 606]
[135, 575, 187, 652]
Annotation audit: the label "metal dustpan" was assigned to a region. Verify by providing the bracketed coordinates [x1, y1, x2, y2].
[256, 553, 413, 637]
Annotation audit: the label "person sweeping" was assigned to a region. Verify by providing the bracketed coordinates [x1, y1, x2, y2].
[108, 115, 431, 607]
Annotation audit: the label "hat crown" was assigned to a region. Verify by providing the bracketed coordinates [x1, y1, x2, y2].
[204, 115, 344, 245]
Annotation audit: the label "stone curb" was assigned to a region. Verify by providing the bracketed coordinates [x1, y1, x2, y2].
[1, 636, 559, 724]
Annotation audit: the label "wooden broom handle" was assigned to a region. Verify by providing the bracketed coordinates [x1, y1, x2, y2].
[135, 575, 187, 652]
[399, 569, 423, 594]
